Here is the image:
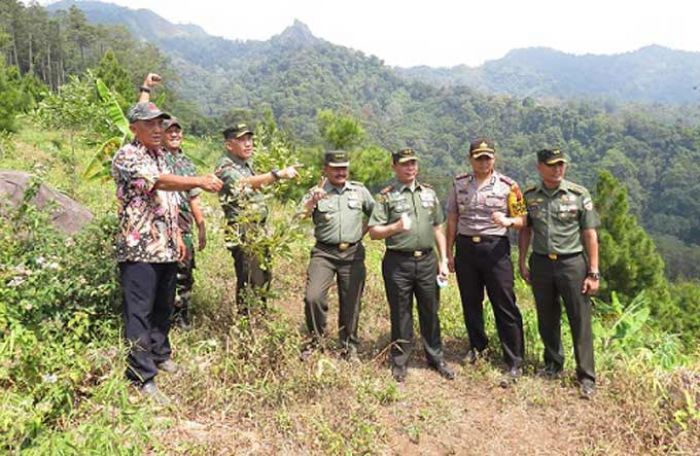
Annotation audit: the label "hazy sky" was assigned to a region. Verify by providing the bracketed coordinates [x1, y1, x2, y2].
[46, 0, 700, 67]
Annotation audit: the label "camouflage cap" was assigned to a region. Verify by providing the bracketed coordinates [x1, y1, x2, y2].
[127, 102, 170, 124]
[324, 150, 350, 167]
[223, 123, 254, 140]
[392, 148, 419, 164]
[537, 148, 568, 165]
[162, 117, 182, 131]
[469, 138, 496, 159]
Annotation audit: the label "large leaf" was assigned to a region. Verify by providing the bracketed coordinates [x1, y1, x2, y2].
[95, 78, 130, 138]
[84, 136, 122, 181]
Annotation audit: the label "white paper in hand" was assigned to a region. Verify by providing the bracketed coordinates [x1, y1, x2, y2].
[400, 213, 412, 230]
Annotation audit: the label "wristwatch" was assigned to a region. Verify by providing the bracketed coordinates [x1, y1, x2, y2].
[270, 168, 281, 180]
[586, 271, 601, 280]
[139, 86, 151, 93]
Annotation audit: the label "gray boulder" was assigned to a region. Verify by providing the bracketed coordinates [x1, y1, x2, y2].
[0, 170, 93, 235]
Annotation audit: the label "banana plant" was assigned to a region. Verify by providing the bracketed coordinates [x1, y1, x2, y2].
[83, 78, 131, 181]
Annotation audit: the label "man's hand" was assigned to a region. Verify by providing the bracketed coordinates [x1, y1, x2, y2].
[491, 211, 513, 228]
[278, 164, 303, 180]
[177, 234, 187, 262]
[143, 73, 162, 89]
[447, 254, 455, 273]
[198, 174, 223, 192]
[519, 262, 531, 284]
[438, 259, 449, 280]
[581, 276, 599, 295]
[197, 221, 207, 251]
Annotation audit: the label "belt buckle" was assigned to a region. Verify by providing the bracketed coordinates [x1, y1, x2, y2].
[413, 250, 423, 257]
[548, 253, 558, 260]
[338, 242, 349, 251]
[471, 236, 481, 243]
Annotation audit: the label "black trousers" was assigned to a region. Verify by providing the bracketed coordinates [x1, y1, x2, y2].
[454, 235, 524, 368]
[382, 250, 444, 368]
[119, 261, 177, 384]
[304, 243, 365, 349]
[230, 245, 272, 315]
[530, 253, 595, 382]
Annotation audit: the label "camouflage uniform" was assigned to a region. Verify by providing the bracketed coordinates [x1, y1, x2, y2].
[165, 149, 201, 324]
[215, 150, 271, 314]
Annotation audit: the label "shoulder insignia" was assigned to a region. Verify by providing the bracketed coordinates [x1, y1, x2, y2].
[498, 175, 516, 186]
[418, 181, 433, 189]
[567, 182, 586, 195]
[455, 173, 471, 180]
[524, 185, 538, 194]
[349, 180, 366, 187]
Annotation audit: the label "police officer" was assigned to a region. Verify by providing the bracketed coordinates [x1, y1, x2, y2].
[300, 150, 375, 360]
[215, 124, 301, 314]
[518, 148, 600, 399]
[368, 148, 454, 382]
[445, 138, 526, 386]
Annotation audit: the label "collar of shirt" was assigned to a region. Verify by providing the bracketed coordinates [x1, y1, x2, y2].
[132, 138, 165, 159]
[323, 180, 349, 194]
[226, 152, 254, 171]
[395, 179, 418, 193]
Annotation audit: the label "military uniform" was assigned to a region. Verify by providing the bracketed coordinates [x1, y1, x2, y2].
[368, 172, 447, 370]
[524, 173, 599, 383]
[165, 134, 201, 325]
[302, 152, 375, 353]
[447, 168, 526, 369]
[215, 132, 271, 314]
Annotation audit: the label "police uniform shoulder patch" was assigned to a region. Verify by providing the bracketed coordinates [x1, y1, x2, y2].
[498, 174, 516, 186]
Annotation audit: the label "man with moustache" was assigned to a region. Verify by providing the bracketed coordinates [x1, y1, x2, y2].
[445, 138, 527, 387]
[112, 101, 222, 402]
[299, 150, 375, 361]
[518, 148, 600, 399]
[368, 148, 454, 382]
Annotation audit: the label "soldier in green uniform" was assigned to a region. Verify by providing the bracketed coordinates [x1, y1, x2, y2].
[368, 148, 454, 382]
[518, 148, 600, 399]
[299, 150, 375, 360]
[215, 124, 301, 314]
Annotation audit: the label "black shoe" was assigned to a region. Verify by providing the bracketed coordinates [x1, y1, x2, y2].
[430, 360, 455, 381]
[579, 379, 596, 400]
[463, 348, 483, 365]
[538, 365, 562, 380]
[499, 366, 523, 388]
[392, 364, 408, 382]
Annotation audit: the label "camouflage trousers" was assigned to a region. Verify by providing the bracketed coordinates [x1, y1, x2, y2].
[173, 234, 196, 322]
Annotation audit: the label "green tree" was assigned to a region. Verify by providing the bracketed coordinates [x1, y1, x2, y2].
[317, 109, 366, 150]
[594, 170, 671, 315]
[94, 49, 133, 109]
[0, 60, 23, 132]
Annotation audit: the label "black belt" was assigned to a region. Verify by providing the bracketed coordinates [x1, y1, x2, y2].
[534, 252, 582, 261]
[316, 241, 359, 252]
[459, 234, 507, 243]
[387, 248, 433, 258]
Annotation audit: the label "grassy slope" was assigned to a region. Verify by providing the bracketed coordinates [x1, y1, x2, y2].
[2, 120, 698, 454]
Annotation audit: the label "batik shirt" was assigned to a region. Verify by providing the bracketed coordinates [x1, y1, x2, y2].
[165, 149, 201, 235]
[112, 139, 180, 263]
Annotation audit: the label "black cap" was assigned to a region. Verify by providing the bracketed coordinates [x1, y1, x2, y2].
[162, 117, 182, 131]
[324, 150, 349, 167]
[127, 102, 171, 124]
[223, 123, 254, 140]
[537, 148, 568, 165]
[392, 148, 418, 164]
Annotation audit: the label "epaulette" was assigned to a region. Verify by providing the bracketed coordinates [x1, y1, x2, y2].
[498, 175, 516, 186]
[418, 181, 433, 189]
[380, 185, 394, 195]
[455, 173, 471, 180]
[348, 180, 366, 188]
[566, 182, 586, 195]
[524, 184, 538, 194]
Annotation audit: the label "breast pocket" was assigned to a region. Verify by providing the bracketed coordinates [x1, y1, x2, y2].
[485, 194, 507, 209]
[347, 198, 362, 210]
[555, 205, 577, 221]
